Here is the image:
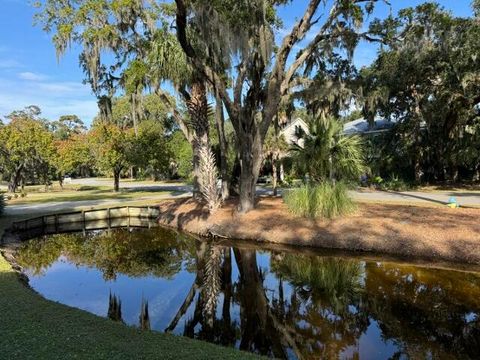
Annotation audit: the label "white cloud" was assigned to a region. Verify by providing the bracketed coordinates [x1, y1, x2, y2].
[0, 77, 98, 125]
[18, 72, 48, 81]
[0, 59, 22, 69]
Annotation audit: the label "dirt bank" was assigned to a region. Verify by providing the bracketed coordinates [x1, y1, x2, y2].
[157, 197, 480, 265]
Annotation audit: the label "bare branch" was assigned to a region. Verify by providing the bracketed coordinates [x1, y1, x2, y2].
[275, 0, 323, 71]
[156, 89, 193, 143]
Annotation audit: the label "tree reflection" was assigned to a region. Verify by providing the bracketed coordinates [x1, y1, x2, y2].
[363, 262, 480, 359]
[139, 298, 150, 331]
[17, 227, 194, 280]
[270, 254, 368, 359]
[108, 292, 123, 323]
[16, 229, 480, 360]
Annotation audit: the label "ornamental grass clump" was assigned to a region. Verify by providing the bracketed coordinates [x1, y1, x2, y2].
[283, 182, 355, 219]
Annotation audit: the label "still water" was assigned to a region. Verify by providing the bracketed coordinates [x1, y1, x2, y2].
[16, 226, 480, 359]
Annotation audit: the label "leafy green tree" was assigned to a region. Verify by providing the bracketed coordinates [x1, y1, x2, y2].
[0, 107, 56, 192]
[174, 0, 385, 212]
[36, 1, 213, 201]
[167, 130, 193, 179]
[55, 134, 95, 185]
[50, 115, 86, 140]
[130, 120, 172, 180]
[89, 123, 135, 191]
[362, 3, 480, 183]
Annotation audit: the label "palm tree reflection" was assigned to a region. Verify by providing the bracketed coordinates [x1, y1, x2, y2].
[17, 228, 480, 359]
[108, 292, 123, 323]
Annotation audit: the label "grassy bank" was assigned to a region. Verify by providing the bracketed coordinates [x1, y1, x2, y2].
[0, 215, 257, 360]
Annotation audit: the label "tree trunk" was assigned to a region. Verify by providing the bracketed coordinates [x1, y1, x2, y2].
[8, 165, 23, 193]
[412, 88, 423, 184]
[187, 81, 209, 201]
[131, 92, 139, 137]
[280, 163, 285, 182]
[272, 155, 278, 197]
[113, 168, 121, 192]
[238, 132, 263, 213]
[58, 172, 64, 189]
[414, 157, 422, 183]
[215, 89, 230, 200]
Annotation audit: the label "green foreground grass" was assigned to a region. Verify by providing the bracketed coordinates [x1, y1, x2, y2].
[0, 215, 257, 359]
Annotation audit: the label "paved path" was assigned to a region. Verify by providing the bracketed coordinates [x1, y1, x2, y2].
[259, 187, 480, 207]
[4, 178, 480, 216]
[350, 189, 480, 207]
[4, 193, 191, 216]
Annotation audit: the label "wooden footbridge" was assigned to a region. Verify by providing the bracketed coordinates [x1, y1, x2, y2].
[8, 206, 161, 241]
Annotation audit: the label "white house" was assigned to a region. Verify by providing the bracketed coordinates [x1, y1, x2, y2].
[280, 117, 309, 146]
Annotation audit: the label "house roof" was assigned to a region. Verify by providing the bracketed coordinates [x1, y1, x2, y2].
[343, 117, 398, 135]
[281, 117, 309, 133]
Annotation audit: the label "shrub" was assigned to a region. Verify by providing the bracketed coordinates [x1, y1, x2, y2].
[283, 182, 356, 219]
[380, 175, 414, 191]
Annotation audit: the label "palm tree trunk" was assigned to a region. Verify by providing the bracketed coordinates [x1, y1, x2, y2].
[187, 80, 209, 200]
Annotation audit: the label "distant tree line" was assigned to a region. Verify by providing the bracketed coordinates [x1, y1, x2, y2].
[0, 95, 194, 192]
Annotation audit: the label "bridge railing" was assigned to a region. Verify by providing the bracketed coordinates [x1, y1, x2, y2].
[10, 206, 160, 234]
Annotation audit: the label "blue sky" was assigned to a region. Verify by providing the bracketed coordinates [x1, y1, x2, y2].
[0, 0, 474, 126]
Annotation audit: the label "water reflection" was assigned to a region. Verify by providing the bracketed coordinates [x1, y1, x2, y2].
[16, 227, 480, 359]
[108, 292, 123, 323]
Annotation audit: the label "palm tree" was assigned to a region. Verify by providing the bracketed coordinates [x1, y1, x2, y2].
[293, 116, 365, 183]
[147, 29, 210, 200]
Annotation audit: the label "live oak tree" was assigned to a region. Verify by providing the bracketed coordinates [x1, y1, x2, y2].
[362, 3, 480, 183]
[174, 0, 385, 212]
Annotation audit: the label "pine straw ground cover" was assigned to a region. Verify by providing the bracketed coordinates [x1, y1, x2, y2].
[158, 197, 480, 265]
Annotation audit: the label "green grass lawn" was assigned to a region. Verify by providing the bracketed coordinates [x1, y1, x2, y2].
[4, 183, 183, 206]
[0, 215, 258, 359]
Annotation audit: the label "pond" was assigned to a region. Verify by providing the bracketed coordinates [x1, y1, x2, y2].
[15, 226, 480, 359]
